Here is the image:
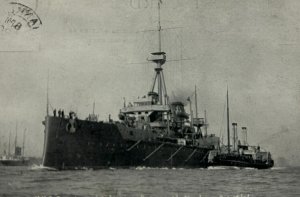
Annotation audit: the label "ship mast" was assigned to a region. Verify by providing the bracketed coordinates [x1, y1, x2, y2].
[195, 85, 198, 119]
[22, 128, 26, 156]
[8, 130, 11, 156]
[149, 0, 168, 105]
[158, 0, 162, 53]
[93, 101, 95, 114]
[15, 122, 18, 155]
[204, 109, 208, 136]
[187, 97, 194, 127]
[226, 87, 230, 153]
[46, 70, 49, 116]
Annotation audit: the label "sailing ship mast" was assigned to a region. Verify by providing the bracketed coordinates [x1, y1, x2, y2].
[226, 87, 230, 153]
[23, 128, 26, 156]
[8, 130, 11, 156]
[14, 122, 18, 155]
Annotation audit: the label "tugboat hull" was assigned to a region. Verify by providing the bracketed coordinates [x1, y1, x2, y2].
[209, 154, 274, 169]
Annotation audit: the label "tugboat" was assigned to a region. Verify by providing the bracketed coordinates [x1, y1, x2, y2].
[0, 128, 29, 166]
[42, 0, 219, 170]
[207, 89, 274, 169]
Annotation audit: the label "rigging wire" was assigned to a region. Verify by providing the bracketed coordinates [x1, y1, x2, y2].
[218, 93, 227, 145]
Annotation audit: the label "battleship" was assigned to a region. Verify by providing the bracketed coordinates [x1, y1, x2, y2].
[41, 0, 273, 170]
[207, 89, 274, 169]
[41, 1, 219, 170]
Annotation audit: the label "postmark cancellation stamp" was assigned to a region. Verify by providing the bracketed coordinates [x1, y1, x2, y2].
[1, 2, 42, 32]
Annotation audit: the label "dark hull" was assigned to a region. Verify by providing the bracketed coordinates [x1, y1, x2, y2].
[0, 159, 29, 166]
[209, 155, 274, 169]
[43, 117, 211, 170]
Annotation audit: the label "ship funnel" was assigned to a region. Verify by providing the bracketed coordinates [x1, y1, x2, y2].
[242, 127, 247, 145]
[232, 123, 238, 152]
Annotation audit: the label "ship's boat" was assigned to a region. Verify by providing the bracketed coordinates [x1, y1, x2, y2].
[41, 1, 219, 170]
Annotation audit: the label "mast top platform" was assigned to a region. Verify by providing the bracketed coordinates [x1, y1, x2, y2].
[151, 52, 165, 55]
[148, 52, 166, 65]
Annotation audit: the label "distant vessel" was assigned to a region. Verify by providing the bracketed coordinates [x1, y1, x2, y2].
[207, 89, 274, 169]
[0, 126, 30, 166]
[0, 154, 29, 166]
[42, 0, 220, 170]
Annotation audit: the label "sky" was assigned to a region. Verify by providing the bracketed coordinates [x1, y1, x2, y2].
[0, 0, 300, 165]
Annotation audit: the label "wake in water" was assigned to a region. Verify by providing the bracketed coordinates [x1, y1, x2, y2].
[28, 164, 285, 171]
[208, 166, 258, 170]
[271, 166, 287, 170]
[134, 166, 258, 171]
[29, 164, 57, 171]
[208, 166, 227, 170]
[134, 166, 205, 171]
[244, 167, 258, 170]
[135, 166, 171, 170]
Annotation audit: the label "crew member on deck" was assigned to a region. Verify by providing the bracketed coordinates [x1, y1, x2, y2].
[58, 109, 61, 117]
[62, 110, 65, 118]
[53, 109, 56, 117]
[109, 114, 113, 123]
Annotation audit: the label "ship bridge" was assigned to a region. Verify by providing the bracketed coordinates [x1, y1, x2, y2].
[121, 90, 170, 114]
[120, 104, 170, 114]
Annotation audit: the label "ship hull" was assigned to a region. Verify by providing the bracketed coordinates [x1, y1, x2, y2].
[209, 155, 274, 169]
[0, 159, 29, 166]
[42, 117, 211, 170]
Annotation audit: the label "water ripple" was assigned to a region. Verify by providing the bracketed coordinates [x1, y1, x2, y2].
[0, 166, 299, 196]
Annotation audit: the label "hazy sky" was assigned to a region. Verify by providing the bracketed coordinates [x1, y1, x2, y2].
[0, 0, 299, 165]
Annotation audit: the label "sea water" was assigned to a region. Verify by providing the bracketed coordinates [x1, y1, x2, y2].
[0, 165, 299, 197]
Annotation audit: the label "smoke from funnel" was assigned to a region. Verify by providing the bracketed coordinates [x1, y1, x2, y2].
[169, 88, 194, 106]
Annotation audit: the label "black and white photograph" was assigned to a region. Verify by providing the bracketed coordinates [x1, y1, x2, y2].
[0, 0, 299, 196]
